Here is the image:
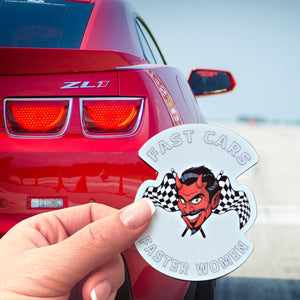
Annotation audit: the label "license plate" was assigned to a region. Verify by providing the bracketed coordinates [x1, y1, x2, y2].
[30, 198, 64, 208]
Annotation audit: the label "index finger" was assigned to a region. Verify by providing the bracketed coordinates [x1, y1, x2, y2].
[45, 203, 118, 236]
[33, 199, 155, 285]
[3, 203, 117, 248]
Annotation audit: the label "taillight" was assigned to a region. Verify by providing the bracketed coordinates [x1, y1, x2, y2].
[81, 98, 143, 137]
[4, 98, 72, 137]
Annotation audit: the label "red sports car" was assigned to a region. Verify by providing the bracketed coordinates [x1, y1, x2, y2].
[0, 0, 235, 299]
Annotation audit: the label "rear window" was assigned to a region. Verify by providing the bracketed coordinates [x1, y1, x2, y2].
[0, 0, 93, 49]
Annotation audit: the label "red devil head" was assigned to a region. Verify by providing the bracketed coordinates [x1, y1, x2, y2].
[176, 166, 221, 235]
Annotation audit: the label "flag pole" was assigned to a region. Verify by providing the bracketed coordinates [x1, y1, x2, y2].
[182, 226, 189, 237]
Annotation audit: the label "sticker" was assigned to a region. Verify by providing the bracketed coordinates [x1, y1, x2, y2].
[134, 124, 258, 281]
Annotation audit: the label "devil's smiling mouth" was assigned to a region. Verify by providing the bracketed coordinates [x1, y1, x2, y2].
[186, 212, 201, 221]
[182, 210, 204, 221]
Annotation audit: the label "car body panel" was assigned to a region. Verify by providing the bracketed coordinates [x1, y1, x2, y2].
[0, 48, 143, 75]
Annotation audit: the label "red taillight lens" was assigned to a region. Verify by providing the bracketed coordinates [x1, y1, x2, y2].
[11, 104, 65, 131]
[87, 104, 137, 130]
[5, 99, 71, 137]
[82, 98, 143, 136]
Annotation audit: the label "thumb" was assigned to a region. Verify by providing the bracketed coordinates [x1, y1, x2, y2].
[42, 199, 155, 286]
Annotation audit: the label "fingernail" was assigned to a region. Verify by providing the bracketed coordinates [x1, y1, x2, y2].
[120, 198, 156, 230]
[91, 280, 111, 300]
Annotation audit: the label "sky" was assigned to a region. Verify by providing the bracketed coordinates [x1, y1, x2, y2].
[130, 0, 300, 122]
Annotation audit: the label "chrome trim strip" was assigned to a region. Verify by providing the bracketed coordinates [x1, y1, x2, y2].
[3, 97, 73, 139]
[79, 97, 144, 139]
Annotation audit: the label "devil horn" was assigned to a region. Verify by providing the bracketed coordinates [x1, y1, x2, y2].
[175, 174, 182, 190]
[196, 174, 204, 188]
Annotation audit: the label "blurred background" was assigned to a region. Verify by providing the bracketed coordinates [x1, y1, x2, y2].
[131, 0, 300, 124]
[130, 1, 300, 299]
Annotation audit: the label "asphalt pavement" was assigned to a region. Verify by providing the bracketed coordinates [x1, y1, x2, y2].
[211, 124, 300, 300]
[215, 277, 300, 300]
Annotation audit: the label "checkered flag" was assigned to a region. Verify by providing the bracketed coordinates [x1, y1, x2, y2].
[143, 169, 179, 212]
[213, 172, 251, 229]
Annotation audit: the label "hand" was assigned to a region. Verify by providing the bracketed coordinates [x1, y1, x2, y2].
[0, 199, 155, 300]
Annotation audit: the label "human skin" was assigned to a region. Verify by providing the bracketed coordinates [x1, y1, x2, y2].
[0, 199, 155, 300]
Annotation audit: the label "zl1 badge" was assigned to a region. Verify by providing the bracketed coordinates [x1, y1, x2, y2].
[134, 124, 259, 281]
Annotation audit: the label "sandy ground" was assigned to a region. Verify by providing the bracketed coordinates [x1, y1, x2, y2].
[212, 123, 300, 280]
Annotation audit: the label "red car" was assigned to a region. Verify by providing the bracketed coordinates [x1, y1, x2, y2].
[0, 0, 235, 299]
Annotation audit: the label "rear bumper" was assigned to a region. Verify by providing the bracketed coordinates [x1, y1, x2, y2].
[0, 147, 154, 213]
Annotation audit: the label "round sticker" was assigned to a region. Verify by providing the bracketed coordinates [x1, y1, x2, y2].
[134, 124, 258, 281]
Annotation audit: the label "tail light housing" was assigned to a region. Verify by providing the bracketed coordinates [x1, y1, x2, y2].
[81, 97, 144, 137]
[4, 98, 72, 138]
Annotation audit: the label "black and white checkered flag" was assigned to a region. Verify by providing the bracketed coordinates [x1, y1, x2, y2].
[142, 169, 251, 229]
[213, 173, 251, 229]
[143, 169, 179, 212]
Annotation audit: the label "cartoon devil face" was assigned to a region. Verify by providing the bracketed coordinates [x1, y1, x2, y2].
[176, 173, 220, 232]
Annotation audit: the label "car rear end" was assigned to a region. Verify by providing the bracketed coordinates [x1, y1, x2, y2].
[0, 47, 195, 299]
[0, 0, 202, 298]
